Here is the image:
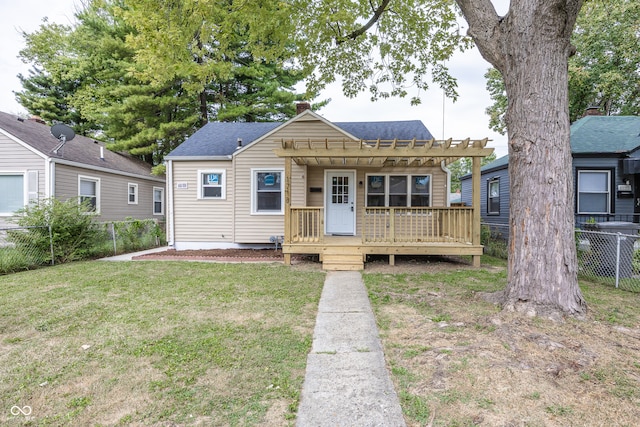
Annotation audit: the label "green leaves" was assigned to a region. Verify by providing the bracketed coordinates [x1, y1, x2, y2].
[486, 0, 640, 129]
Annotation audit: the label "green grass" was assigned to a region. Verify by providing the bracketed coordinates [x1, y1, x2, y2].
[0, 261, 324, 426]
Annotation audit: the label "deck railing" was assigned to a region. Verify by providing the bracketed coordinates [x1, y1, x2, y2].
[287, 206, 474, 245]
[363, 207, 473, 244]
[290, 207, 324, 243]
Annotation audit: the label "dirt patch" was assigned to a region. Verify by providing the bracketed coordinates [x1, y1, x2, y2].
[133, 250, 481, 275]
[369, 273, 640, 426]
[133, 248, 287, 261]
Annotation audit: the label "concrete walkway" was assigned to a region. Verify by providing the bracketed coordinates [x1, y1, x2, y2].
[297, 271, 406, 427]
[99, 246, 170, 261]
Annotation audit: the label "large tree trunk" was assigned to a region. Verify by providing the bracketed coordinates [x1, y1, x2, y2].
[457, 0, 586, 316]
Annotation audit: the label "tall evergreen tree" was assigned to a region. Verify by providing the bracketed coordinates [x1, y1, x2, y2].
[17, 0, 312, 168]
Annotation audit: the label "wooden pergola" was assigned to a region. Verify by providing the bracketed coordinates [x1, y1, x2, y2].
[274, 137, 494, 269]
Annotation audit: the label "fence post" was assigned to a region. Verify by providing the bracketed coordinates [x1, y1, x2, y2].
[112, 222, 117, 255]
[48, 225, 55, 265]
[615, 233, 621, 289]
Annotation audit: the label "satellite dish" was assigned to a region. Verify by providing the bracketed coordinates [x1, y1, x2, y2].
[51, 124, 75, 154]
[51, 124, 75, 142]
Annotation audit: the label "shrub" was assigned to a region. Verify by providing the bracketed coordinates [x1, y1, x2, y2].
[10, 198, 101, 263]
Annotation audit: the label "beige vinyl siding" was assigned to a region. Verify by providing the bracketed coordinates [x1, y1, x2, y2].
[232, 120, 345, 243]
[0, 134, 46, 226]
[307, 165, 447, 236]
[54, 164, 164, 222]
[171, 160, 234, 243]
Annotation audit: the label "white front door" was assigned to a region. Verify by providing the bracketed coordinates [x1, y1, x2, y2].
[325, 171, 356, 235]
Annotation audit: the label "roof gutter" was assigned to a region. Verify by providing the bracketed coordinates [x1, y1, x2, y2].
[164, 155, 233, 161]
[49, 157, 165, 182]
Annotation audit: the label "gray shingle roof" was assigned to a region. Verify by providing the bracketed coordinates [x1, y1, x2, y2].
[335, 120, 433, 141]
[571, 115, 640, 154]
[0, 111, 158, 178]
[166, 122, 282, 157]
[166, 119, 434, 158]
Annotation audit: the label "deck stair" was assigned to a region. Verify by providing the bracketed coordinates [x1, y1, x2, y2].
[321, 246, 364, 271]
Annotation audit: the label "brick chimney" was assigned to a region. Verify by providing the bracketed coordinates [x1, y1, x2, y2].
[28, 116, 46, 124]
[296, 102, 311, 115]
[584, 106, 602, 116]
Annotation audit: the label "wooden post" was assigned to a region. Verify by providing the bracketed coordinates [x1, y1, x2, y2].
[389, 208, 395, 242]
[472, 156, 481, 267]
[284, 156, 292, 265]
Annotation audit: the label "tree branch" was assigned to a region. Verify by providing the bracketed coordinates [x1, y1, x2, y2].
[455, 0, 504, 69]
[336, 0, 392, 44]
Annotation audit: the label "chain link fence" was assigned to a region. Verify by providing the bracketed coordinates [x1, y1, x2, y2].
[482, 222, 640, 292]
[1, 219, 164, 275]
[576, 229, 640, 292]
[0, 225, 53, 274]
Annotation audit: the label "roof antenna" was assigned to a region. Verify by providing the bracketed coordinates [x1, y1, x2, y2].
[51, 124, 76, 154]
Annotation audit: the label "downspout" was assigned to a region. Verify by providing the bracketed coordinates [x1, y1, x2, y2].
[48, 158, 55, 198]
[167, 160, 175, 248]
[441, 160, 451, 207]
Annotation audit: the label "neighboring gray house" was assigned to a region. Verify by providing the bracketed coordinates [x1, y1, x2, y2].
[461, 115, 640, 225]
[0, 111, 165, 226]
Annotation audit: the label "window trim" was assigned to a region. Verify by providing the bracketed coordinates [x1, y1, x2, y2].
[78, 175, 101, 213]
[153, 187, 165, 216]
[128, 182, 138, 205]
[251, 168, 284, 215]
[0, 172, 26, 216]
[487, 177, 500, 215]
[576, 168, 613, 215]
[198, 170, 226, 200]
[365, 173, 432, 207]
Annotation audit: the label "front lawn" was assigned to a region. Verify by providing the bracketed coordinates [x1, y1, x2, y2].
[365, 257, 640, 426]
[0, 261, 324, 426]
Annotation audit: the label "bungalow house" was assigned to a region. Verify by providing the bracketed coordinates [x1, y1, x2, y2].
[165, 104, 493, 270]
[0, 111, 166, 227]
[460, 115, 640, 225]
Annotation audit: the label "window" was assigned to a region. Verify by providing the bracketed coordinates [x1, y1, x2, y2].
[128, 183, 138, 204]
[198, 170, 225, 199]
[0, 174, 24, 215]
[389, 176, 408, 206]
[252, 169, 283, 214]
[79, 176, 100, 212]
[366, 174, 431, 207]
[367, 175, 386, 206]
[577, 170, 610, 214]
[487, 178, 500, 215]
[153, 187, 164, 215]
[411, 176, 430, 207]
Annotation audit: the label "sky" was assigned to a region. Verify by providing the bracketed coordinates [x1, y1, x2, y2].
[0, 0, 509, 157]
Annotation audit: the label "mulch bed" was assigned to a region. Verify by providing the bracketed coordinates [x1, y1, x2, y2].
[132, 248, 292, 262]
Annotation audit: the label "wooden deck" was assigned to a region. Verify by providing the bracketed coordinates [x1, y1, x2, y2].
[276, 136, 490, 270]
[283, 235, 483, 271]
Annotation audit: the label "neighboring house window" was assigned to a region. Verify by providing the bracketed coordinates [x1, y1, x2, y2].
[252, 169, 283, 214]
[153, 187, 164, 215]
[487, 178, 500, 215]
[577, 170, 610, 214]
[198, 170, 225, 199]
[0, 174, 24, 216]
[366, 174, 431, 207]
[128, 183, 138, 204]
[79, 175, 100, 212]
